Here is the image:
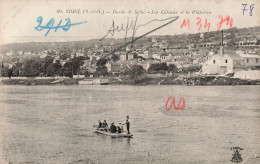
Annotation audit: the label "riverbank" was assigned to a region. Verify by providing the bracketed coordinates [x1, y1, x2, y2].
[1, 76, 259, 86]
[112, 76, 258, 85]
[0, 78, 81, 85]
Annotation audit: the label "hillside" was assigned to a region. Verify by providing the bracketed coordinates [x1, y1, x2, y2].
[1, 26, 260, 55]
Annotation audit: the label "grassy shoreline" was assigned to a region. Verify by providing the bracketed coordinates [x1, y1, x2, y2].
[0, 76, 258, 86]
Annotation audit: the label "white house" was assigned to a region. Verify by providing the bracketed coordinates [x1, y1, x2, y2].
[138, 51, 152, 59]
[247, 38, 257, 45]
[200, 33, 204, 39]
[160, 53, 172, 61]
[24, 52, 32, 56]
[40, 53, 48, 59]
[120, 52, 128, 61]
[18, 50, 23, 55]
[128, 52, 138, 60]
[76, 51, 84, 57]
[152, 38, 157, 43]
[202, 50, 244, 74]
[6, 51, 14, 56]
[125, 47, 130, 52]
[152, 53, 161, 60]
[53, 55, 61, 64]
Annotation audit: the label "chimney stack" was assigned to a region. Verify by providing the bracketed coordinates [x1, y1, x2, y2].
[220, 30, 224, 55]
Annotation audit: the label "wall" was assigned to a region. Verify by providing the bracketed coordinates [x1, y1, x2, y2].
[234, 70, 260, 80]
[243, 58, 260, 67]
[147, 73, 167, 78]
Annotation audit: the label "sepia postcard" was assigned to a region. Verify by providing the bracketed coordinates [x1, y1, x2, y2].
[0, 0, 260, 163]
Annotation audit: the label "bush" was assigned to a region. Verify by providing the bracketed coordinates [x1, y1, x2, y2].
[148, 63, 168, 73]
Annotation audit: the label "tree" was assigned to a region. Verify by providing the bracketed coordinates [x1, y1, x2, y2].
[71, 56, 85, 75]
[46, 63, 62, 76]
[61, 62, 73, 78]
[182, 65, 202, 73]
[44, 56, 54, 64]
[11, 63, 23, 76]
[82, 70, 90, 77]
[148, 63, 168, 73]
[23, 60, 41, 77]
[60, 53, 69, 60]
[168, 64, 178, 73]
[40, 56, 54, 76]
[111, 54, 119, 62]
[84, 48, 89, 59]
[1, 67, 12, 78]
[95, 65, 108, 76]
[77, 56, 86, 61]
[85, 55, 90, 60]
[128, 65, 146, 84]
[96, 58, 107, 66]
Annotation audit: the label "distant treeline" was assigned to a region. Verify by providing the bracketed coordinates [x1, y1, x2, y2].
[1, 26, 260, 54]
[1, 56, 87, 78]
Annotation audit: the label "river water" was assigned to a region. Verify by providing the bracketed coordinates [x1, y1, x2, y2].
[0, 85, 259, 164]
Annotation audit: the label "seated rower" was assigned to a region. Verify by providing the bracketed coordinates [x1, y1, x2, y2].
[98, 120, 102, 129]
[117, 123, 123, 133]
[102, 120, 108, 131]
[110, 123, 117, 133]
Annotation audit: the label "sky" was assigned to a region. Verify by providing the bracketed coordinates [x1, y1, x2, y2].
[0, 0, 259, 45]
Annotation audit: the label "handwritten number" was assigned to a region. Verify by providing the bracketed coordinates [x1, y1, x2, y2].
[45, 18, 55, 36]
[196, 17, 202, 31]
[55, 20, 63, 32]
[63, 18, 72, 31]
[242, 3, 254, 16]
[249, 4, 255, 16]
[204, 19, 210, 31]
[217, 15, 233, 31]
[35, 16, 43, 31]
[242, 4, 247, 15]
[35, 16, 87, 36]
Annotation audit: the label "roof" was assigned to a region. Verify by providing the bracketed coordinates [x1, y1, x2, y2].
[111, 62, 122, 66]
[243, 55, 260, 58]
[217, 50, 236, 55]
[120, 52, 127, 55]
[210, 53, 242, 61]
[160, 53, 169, 56]
[225, 53, 243, 60]
[152, 50, 165, 54]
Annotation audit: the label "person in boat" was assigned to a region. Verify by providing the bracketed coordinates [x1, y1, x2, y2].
[98, 120, 102, 129]
[119, 123, 124, 132]
[110, 123, 117, 133]
[126, 116, 130, 134]
[117, 123, 123, 133]
[102, 120, 108, 131]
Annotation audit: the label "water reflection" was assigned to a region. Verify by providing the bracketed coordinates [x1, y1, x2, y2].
[108, 136, 132, 147]
[127, 138, 131, 144]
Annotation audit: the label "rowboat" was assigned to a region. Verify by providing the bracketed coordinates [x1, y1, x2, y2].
[95, 129, 133, 138]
